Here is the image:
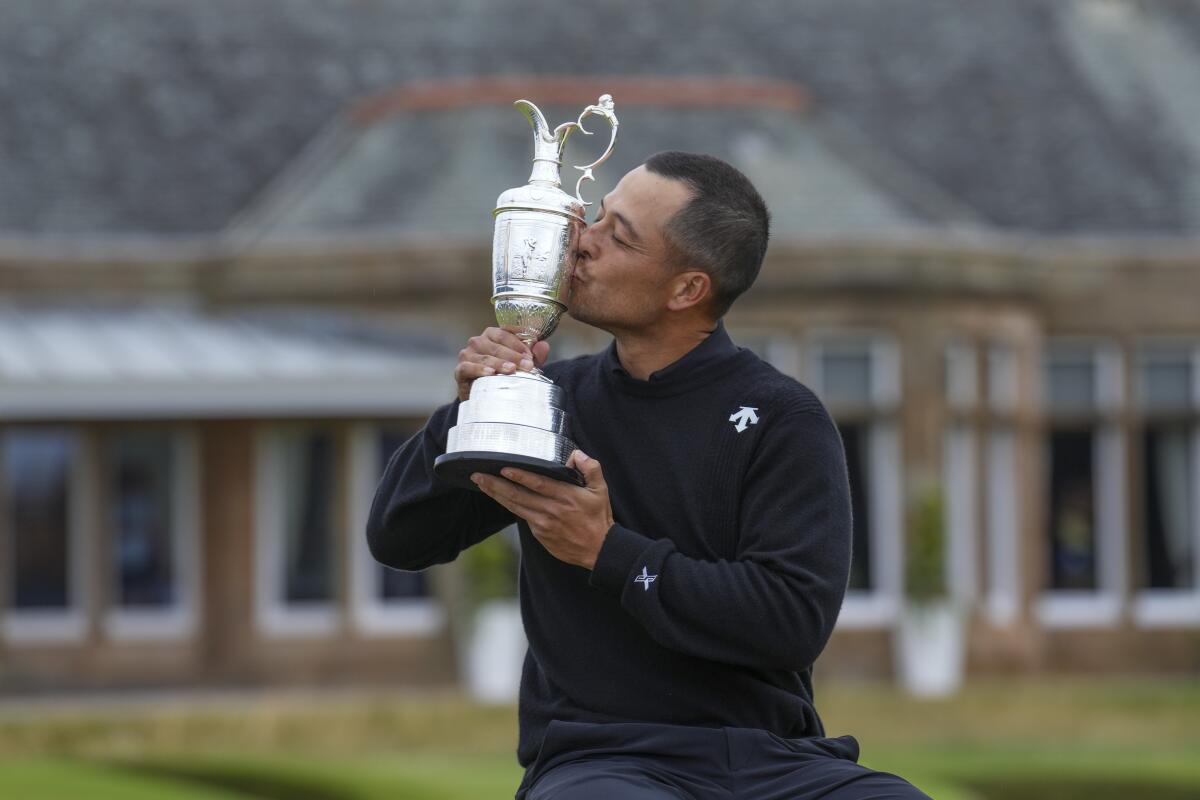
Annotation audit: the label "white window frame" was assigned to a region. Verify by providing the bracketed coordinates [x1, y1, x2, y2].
[1133, 342, 1200, 628]
[806, 332, 903, 629]
[2, 427, 91, 645]
[944, 343, 980, 607]
[102, 428, 202, 642]
[255, 425, 341, 638]
[724, 326, 801, 376]
[348, 423, 445, 637]
[985, 427, 1020, 625]
[1035, 341, 1127, 629]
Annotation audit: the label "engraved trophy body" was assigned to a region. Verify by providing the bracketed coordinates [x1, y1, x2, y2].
[433, 95, 618, 490]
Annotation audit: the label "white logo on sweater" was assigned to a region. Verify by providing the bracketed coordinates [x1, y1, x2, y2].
[729, 406, 759, 433]
[634, 566, 657, 591]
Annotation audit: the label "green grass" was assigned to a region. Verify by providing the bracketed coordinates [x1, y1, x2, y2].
[1, 679, 1198, 799]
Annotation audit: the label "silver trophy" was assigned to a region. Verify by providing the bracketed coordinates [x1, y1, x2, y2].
[434, 94, 619, 490]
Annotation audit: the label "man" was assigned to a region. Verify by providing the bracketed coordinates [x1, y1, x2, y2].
[367, 152, 931, 799]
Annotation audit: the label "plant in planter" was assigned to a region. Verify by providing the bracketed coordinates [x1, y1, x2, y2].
[460, 527, 525, 703]
[894, 477, 966, 698]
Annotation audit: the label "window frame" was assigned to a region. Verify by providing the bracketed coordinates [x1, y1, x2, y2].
[1132, 341, 1200, 628]
[347, 423, 445, 637]
[1034, 340, 1127, 629]
[1, 426, 91, 645]
[101, 427, 202, 642]
[255, 424, 342, 639]
[806, 331, 903, 629]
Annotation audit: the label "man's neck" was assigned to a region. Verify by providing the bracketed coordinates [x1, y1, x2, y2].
[613, 319, 718, 381]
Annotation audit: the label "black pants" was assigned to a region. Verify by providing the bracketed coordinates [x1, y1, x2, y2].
[518, 721, 932, 800]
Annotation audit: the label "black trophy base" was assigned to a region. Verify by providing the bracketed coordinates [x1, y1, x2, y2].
[434, 451, 585, 492]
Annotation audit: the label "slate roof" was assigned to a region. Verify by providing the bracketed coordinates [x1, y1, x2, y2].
[233, 78, 982, 243]
[2, 0, 1199, 237]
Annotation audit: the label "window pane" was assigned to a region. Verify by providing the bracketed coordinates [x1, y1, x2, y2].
[377, 428, 429, 601]
[1047, 429, 1097, 590]
[1047, 352, 1096, 412]
[822, 344, 872, 406]
[280, 431, 335, 603]
[1139, 352, 1192, 412]
[380, 567, 428, 600]
[838, 422, 873, 591]
[5, 429, 74, 609]
[111, 432, 176, 608]
[1143, 426, 1195, 590]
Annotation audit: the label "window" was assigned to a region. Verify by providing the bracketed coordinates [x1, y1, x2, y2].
[103, 429, 200, 641]
[256, 426, 340, 637]
[807, 334, 902, 627]
[1036, 343, 1125, 627]
[348, 423, 444, 636]
[1133, 344, 1200, 627]
[2, 427, 87, 643]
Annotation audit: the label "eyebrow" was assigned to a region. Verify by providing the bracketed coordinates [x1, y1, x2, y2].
[599, 198, 641, 243]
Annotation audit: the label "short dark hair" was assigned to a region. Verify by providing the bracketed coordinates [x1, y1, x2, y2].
[643, 151, 770, 317]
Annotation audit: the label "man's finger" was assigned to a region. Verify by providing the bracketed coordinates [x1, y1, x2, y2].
[499, 467, 572, 499]
[531, 340, 551, 368]
[473, 473, 544, 519]
[473, 472, 552, 511]
[569, 450, 606, 489]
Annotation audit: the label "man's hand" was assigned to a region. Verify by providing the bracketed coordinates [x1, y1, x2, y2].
[455, 327, 551, 402]
[471, 450, 614, 570]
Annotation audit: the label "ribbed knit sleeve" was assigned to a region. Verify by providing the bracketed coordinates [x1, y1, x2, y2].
[588, 409, 852, 671]
[366, 399, 515, 570]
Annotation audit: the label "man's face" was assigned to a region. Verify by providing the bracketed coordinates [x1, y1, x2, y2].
[568, 165, 694, 333]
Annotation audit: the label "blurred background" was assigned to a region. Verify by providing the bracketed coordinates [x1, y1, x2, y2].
[1, 0, 1199, 798]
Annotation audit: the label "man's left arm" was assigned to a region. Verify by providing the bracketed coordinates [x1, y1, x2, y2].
[473, 410, 853, 672]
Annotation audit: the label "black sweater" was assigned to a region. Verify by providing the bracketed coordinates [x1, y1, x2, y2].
[366, 322, 853, 768]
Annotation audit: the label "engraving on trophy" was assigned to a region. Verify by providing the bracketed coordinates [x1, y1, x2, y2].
[510, 237, 549, 280]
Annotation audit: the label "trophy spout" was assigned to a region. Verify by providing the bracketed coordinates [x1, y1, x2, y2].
[515, 99, 566, 187]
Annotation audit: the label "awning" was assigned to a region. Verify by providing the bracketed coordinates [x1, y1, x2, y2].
[0, 307, 455, 419]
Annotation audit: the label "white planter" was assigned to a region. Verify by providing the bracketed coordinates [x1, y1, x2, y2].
[894, 600, 966, 698]
[465, 599, 527, 704]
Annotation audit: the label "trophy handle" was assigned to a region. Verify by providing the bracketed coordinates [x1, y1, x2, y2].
[564, 94, 619, 206]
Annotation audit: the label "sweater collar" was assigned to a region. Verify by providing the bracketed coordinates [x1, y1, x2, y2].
[601, 321, 744, 396]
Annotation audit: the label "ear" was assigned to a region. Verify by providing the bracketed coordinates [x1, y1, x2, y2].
[665, 270, 712, 312]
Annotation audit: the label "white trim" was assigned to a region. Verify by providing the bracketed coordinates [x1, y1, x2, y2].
[944, 424, 979, 605]
[837, 422, 903, 629]
[3, 428, 90, 645]
[987, 344, 1019, 413]
[103, 429, 202, 642]
[1034, 592, 1122, 628]
[255, 426, 340, 638]
[945, 341, 978, 412]
[348, 424, 445, 637]
[805, 329, 898, 410]
[1096, 343, 1125, 414]
[1132, 425, 1200, 628]
[871, 339, 902, 409]
[985, 428, 1020, 625]
[1036, 427, 1126, 628]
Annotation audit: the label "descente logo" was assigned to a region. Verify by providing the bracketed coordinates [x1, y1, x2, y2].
[634, 566, 657, 591]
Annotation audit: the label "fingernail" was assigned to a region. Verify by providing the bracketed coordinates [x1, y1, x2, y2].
[470, 474, 481, 484]
[483, 366, 495, 375]
[501, 468, 514, 479]
[519, 358, 533, 370]
[502, 362, 515, 372]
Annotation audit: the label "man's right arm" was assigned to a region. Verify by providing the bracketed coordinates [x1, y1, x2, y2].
[365, 327, 549, 570]
[365, 400, 514, 570]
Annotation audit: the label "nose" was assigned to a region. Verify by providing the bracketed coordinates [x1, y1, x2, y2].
[574, 222, 596, 262]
